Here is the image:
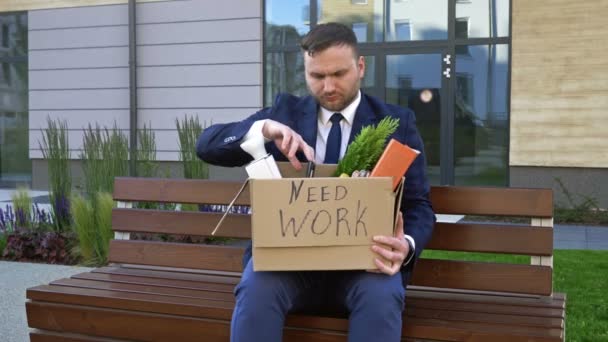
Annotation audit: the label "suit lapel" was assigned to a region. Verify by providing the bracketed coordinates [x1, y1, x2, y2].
[295, 96, 318, 149]
[348, 94, 379, 145]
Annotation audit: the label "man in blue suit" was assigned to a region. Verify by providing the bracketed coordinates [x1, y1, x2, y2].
[197, 22, 435, 342]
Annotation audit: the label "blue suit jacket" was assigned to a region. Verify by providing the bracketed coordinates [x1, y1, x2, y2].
[196, 93, 435, 279]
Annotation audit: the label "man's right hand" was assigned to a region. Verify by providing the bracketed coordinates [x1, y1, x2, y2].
[262, 120, 315, 170]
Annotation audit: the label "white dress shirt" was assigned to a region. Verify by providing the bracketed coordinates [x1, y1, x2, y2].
[314, 91, 360, 164]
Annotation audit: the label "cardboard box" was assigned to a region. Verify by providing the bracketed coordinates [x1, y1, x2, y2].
[250, 163, 403, 271]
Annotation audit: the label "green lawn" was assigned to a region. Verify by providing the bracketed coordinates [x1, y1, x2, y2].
[420, 250, 608, 342]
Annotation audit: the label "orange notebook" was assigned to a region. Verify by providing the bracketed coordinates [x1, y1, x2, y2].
[370, 139, 420, 190]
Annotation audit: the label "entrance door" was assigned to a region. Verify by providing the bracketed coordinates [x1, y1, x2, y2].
[361, 49, 451, 185]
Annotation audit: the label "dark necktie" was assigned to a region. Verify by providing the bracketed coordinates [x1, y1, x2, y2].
[324, 113, 344, 164]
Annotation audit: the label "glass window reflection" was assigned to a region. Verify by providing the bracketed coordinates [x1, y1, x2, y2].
[319, 0, 384, 42]
[0, 13, 27, 58]
[264, 52, 307, 106]
[386, 54, 443, 184]
[0, 12, 30, 186]
[265, 0, 310, 47]
[454, 44, 509, 186]
[456, 0, 509, 38]
[386, 0, 448, 41]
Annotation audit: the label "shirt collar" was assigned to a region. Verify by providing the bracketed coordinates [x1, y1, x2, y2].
[319, 90, 361, 126]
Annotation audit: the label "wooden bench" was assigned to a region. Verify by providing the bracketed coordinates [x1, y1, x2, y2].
[26, 177, 566, 341]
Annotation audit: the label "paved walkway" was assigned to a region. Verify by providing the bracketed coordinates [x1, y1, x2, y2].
[554, 224, 608, 250]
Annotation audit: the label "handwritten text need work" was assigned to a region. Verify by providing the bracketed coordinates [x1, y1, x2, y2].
[278, 180, 368, 238]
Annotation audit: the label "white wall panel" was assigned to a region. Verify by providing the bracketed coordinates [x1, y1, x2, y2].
[30, 110, 130, 129]
[30, 47, 128, 69]
[138, 108, 257, 129]
[138, 64, 259, 87]
[137, 0, 261, 23]
[30, 68, 128, 89]
[30, 89, 129, 110]
[28, 4, 127, 29]
[137, 18, 259, 45]
[30, 129, 130, 152]
[138, 86, 261, 109]
[30, 26, 128, 49]
[137, 41, 261, 66]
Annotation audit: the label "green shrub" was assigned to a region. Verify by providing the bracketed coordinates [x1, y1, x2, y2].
[176, 116, 208, 179]
[81, 123, 129, 196]
[136, 123, 158, 178]
[71, 192, 115, 266]
[0, 232, 7, 256]
[39, 118, 71, 231]
[554, 177, 608, 225]
[11, 187, 32, 229]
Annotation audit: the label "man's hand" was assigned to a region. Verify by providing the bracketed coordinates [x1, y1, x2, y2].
[262, 120, 315, 170]
[370, 212, 409, 276]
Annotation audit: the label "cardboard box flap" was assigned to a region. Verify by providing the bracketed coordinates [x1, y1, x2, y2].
[251, 177, 395, 248]
[277, 162, 337, 178]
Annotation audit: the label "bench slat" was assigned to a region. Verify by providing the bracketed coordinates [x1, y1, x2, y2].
[431, 186, 553, 217]
[27, 301, 236, 342]
[50, 276, 563, 331]
[30, 330, 122, 342]
[411, 259, 553, 296]
[112, 180, 553, 218]
[27, 293, 563, 342]
[112, 213, 553, 256]
[50, 278, 236, 302]
[112, 208, 251, 238]
[75, 269, 566, 318]
[108, 240, 244, 272]
[426, 223, 553, 256]
[113, 178, 249, 205]
[406, 306, 563, 329]
[93, 266, 241, 285]
[27, 285, 235, 319]
[72, 272, 236, 293]
[404, 320, 562, 342]
[71, 273, 564, 321]
[109, 241, 553, 295]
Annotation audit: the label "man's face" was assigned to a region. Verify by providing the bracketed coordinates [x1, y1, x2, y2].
[304, 44, 365, 112]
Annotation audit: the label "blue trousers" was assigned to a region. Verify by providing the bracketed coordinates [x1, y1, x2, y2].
[230, 259, 406, 342]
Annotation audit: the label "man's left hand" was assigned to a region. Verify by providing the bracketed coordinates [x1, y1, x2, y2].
[370, 212, 408, 276]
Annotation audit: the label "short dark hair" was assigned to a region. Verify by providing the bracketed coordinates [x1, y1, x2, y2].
[300, 22, 359, 57]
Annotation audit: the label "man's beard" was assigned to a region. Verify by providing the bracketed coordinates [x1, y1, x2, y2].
[313, 89, 358, 112]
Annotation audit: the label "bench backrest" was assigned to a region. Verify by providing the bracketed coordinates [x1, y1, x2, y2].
[109, 177, 554, 296]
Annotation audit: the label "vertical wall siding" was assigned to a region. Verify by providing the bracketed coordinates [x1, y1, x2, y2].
[29, 0, 263, 161]
[28, 4, 129, 158]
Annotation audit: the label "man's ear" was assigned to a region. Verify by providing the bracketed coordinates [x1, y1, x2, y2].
[357, 56, 365, 78]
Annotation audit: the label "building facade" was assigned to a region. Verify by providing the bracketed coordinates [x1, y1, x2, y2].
[0, 0, 606, 207]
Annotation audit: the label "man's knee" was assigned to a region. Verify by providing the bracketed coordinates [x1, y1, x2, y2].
[347, 273, 405, 312]
[235, 271, 295, 312]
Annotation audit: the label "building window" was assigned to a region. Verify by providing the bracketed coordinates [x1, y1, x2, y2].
[352, 22, 368, 43]
[0, 12, 29, 186]
[264, 1, 511, 186]
[397, 76, 412, 107]
[395, 20, 412, 41]
[456, 18, 470, 55]
[456, 73, 474, 110]
[1, 24, 9, 48]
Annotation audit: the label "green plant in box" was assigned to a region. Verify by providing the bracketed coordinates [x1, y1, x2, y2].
[334, 117, 399, 177]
